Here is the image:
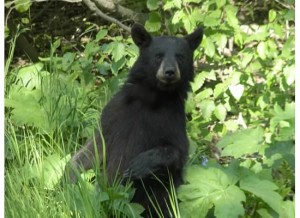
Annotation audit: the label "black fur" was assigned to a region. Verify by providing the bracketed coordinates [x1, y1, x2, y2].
[65, 24, 203, 218]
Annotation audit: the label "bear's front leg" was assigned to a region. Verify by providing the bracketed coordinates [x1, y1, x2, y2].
[123, 146, 180, 179]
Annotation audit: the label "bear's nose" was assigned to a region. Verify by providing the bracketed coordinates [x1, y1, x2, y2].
[164, 70, 175, 78]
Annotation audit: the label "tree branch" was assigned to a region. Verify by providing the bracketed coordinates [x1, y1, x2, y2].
[83, 0, 130, 32]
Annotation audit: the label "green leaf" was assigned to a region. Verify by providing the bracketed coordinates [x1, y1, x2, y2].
[214, 83, 228, 98]
[203, 37, 215, 57]
[229, 84, 244, 101]
[145, 12, 161, 32]
[147, 0, 160, 10]
[16, 63, 45, 90]
[270, 102, 295, 132]
[216, 127, 264, 158]
[96, 29, 108, 41]
[199, 100, 215, 120]
[178, 166, 245, 218]
[111, 42, 125, 62]
[216, 0, 226, 8]
[268, 10, 277, 22]
[283, 65, 295, 85]
[51, 39, 61, 55]
[240, 176, 283, 214]
[213, 185, 245, 218]
[225, 5, 239, 28]
[15, 0, 31, 13]
[213, 34, 227, 50]
[204, 10, 221, 27]
[111, 57, 126, 75]
[84, 41, 100, 58]
[214, 104, 227, 122]
[281, 37, 294, 59]
[62, 52, 76, 71]
[284, 9, 295, 21]
[191, 73, 206, 92]
[5, 26, 9, 38]
[195, 88, 213, 101]
[41, 154, 69, 189]
[257, 41, 266, 59]
[172, 10, 185, 24]
[5, 88, 49, 130]
[279, 200, 295, 218]
[180, 198, 213, 218]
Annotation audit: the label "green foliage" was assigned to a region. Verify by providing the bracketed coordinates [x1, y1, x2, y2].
[5, 0, 294, 217]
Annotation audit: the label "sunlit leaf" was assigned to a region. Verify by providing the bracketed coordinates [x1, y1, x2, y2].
[216, 127, 264, 158]
[240, 176, 283, 214]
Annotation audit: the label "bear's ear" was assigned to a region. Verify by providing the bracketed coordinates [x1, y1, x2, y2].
[131, 23, 152, 48]
[184, 27, 203, 51]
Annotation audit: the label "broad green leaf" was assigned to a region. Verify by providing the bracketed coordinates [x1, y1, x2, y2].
[240, 52, 253, 68]
[111, 57, 126, 75]
[178, 166, 245, 218]
[216, 127, 264, 158]
[111, 42, 125, 62]
[229, 84, 244, 101]
[283, 65, 295, 85]
[204, 10, 221, 27]
[244, 25, 268, 43]
[96, 29, 108, 41]
[281, 37, 294, 59]
[199, 99, 215, 120]
[16, 63, 45, 90]
[191, 72, 206, 92]
[216, 0, 226, 8]
[41, 154, 69, 189]
[240, 176, 283, 214]
[225, 5, 239, 28]
[284, 9, 295, 21]
[213, 185, 245, 218]
[62, 52, 76, 71]
[279, 200, 295, 218]
[172, 10, 185, 24]
[5, 87, 50, 130]
[268, 10, 277, 22]
[179, 198, 213, 218]
[195, 88, 213, 101]
[85, 41, 100, 58]
[270, 102, 295, 133]
[257, 41, 266, 59]
[224, 120, 239, 132]
[214, 83, 228, 98]
[203, 37, 215, 57]
[173, 0, 182, 8]
[214, 104, 227, 122]
[147, 0, 160, 10]
[145, 12, 161, 32]
[15, 0, 31, 12]
[213, 34, 227, 50]
[264, 141, 294, 167]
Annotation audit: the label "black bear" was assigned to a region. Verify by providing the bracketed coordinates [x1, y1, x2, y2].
[65, 23, 203, 217]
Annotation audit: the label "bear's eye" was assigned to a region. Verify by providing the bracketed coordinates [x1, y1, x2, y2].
[176, 54, 185, 63]
[155, 53, 164, 62]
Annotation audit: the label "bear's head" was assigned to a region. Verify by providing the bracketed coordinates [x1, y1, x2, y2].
[129, 23, 203, 92]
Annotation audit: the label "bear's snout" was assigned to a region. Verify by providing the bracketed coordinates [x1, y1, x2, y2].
[156, 59, 181, 84]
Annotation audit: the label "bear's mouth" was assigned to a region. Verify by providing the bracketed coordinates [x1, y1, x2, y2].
[156, 79, 180, 91]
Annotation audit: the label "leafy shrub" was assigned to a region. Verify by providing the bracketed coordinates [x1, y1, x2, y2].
[5, 0, 294, 217]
